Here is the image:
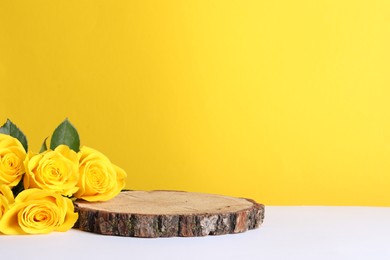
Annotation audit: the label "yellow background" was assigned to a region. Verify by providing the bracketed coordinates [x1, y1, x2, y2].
[1, 1, 390, 206]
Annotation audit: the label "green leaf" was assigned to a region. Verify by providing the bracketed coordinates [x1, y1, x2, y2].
[40, 137, 49, 153]
[0, 119, 28, 152]
[50, 118, 80, 152]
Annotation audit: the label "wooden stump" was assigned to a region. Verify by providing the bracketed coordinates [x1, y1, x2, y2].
[74, 190, 265, 238]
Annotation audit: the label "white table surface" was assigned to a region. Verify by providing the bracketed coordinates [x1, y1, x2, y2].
[1, 206, 390, 260]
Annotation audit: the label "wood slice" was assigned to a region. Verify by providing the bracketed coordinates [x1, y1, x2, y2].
[73, 190, 265, 238]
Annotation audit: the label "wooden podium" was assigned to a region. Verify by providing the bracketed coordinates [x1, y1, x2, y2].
[74, 190, 264, 238]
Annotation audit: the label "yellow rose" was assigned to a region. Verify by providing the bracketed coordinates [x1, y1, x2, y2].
[24, 145, 79, 197]
[0, 184, 14, 220]
[74, 146, 126, 202]
[0, 188, 78, 234]
[0, 134, 26, 187]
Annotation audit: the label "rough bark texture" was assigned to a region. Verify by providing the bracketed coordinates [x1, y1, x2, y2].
[74, 190, 265, 238]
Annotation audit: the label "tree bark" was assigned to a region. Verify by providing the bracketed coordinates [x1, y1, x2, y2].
[74, 190, 264, 238]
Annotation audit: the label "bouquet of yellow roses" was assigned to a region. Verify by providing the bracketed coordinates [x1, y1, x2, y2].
[0, 119, 126, 235]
